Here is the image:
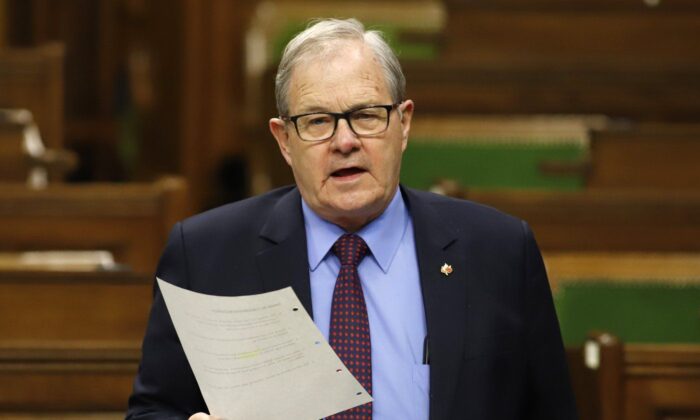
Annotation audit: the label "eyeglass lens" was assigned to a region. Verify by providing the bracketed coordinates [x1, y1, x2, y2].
[296, 106, 389, 141]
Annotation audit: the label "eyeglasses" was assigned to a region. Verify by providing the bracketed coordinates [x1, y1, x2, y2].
[282, 103, 401, 142]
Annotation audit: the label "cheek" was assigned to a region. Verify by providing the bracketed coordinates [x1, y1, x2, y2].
[380, 142, 404, 176]
[294, 149, 325, 185]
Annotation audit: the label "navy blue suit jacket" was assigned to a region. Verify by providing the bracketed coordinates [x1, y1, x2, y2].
[127, 186, 577, 419]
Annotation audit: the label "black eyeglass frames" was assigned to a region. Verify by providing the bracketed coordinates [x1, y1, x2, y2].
[281, 103, 401, 142]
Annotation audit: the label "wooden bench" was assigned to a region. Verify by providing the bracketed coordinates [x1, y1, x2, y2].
[568, 332, 700, 420]
[0, 175, 190, 413]
[588, 123, 700, 190]
[544, 252, 700, 292]
[0, 269, 150, 414]
[404, 115, 607, 190]
[0, 177, 191, 275]
[403, 59, 700, 120]
[456, 189, 700, 252]
[407, 116, 700, 192]
[407, 0, 700, 120]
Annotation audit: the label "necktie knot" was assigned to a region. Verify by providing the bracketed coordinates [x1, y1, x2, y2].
[333, 234, 368, 268]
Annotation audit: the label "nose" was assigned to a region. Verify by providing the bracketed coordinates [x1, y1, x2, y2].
[330, 118, 361, 154]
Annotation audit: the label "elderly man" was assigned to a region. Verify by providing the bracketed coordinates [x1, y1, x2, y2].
[128, 18, 577, 420]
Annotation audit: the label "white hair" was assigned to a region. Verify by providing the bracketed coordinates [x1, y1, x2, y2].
[274, 18, 406, 116]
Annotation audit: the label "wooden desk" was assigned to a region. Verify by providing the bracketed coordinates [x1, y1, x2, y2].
[460, 189, 700, 252]
[0, 269, 150, 413]
[0, 177, 190, 274]
[589, 123, 700, 190]
[568, 333, 700, 420]
[544, 252, 700, 292]
[410, 0, 700, 120]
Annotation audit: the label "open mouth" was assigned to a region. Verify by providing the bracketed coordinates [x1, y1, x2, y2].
[331, 167, 365, 178]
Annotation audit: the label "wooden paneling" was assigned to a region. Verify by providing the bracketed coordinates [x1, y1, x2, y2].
[0, 343, 140, 412]
[444, 0, 700, 11]
[0, 177, 191, 274]
[444, 9, 700, 66]
[544, 252, 700, 292]
[0, 43, 64, 149]
[0, 270, 149, 413]
[405, 0, 700, 121]
[0, 118, 26, 182]
[589, 123, 700, 190]
[625, 347, 700, 420]
[459, 189, 700, 252]
[179, 0, 255, 208]
[3, 0, 253, 204]
[0, 414, 123, 419]
[0, 271, 151, 341]
[567, 333, 623, 420]
[568, 333, 700, 420]
[403, 60, 700, 121]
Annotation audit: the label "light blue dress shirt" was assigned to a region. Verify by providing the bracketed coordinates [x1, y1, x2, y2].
[302, 189, 429, 420]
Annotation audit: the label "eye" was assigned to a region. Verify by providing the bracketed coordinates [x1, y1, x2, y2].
[352, 108, 383, 121]
[354, 113, 375, 120]
[306, 115, 332, 126]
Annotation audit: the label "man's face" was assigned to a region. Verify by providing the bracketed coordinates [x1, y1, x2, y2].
[270, 41, 414, 232]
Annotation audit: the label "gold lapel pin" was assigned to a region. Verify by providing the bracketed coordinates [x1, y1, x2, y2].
[440, 263, 453, 276]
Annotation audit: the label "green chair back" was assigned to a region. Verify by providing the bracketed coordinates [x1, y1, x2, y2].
[555, 281, 700, 345]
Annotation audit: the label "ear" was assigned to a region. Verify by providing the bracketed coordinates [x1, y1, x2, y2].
[398, 99, 414, 152]
[269, 117, 293, 166]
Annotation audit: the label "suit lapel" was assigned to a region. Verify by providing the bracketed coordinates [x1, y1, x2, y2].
[256, 186, 469, 418]
[404, 188, 469, 420]
[255, 188, 313, 316]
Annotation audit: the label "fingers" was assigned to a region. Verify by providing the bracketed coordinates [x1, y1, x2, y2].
[188, 414, 223, 420]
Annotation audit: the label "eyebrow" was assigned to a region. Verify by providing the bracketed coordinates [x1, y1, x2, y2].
[293, 102, 386, 115]
[294, 105, 330, 115]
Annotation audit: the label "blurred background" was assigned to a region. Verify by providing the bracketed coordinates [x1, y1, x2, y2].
[0, 0, 698, 418]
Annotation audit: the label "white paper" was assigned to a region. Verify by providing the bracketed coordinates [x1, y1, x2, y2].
[156, 278, 372, 419]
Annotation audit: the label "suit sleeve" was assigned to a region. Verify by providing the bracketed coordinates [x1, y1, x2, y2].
[521, 221, 579, 420]
[127, 222, 208, 419]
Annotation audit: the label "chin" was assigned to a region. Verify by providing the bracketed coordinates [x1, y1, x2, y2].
[333, 190, 379, 211]
[331, 196, 385, 224]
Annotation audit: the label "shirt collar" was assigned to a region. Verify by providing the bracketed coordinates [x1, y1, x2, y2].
[302, 188, 409, 274]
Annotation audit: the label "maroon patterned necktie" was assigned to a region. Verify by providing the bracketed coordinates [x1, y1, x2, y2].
[327, 233, 372, 419]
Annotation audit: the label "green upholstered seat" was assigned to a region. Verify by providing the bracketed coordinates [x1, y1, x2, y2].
[554, 281, 700, 346]
[400, 116, 601, 191]
[401, 139, 586, 190]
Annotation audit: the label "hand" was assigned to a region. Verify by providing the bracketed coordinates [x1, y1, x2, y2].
[188, 414, 224, 420]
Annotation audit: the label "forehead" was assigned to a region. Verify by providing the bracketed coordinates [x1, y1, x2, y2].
[287, 41, 390, 113]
